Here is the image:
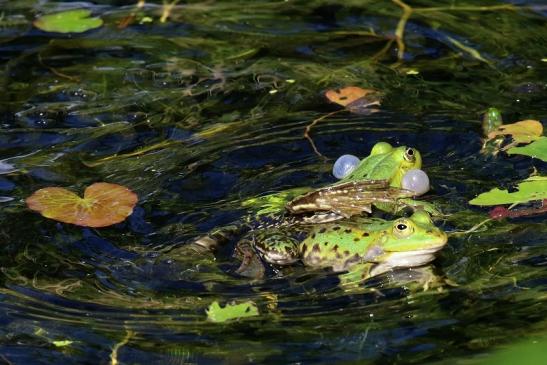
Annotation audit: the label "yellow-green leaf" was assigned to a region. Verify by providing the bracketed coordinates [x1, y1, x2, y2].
[486, 120, 543, 144]
[469, 176, 547, 206]
[507, 136, 547, 162]
[26, 182, 138, 227]
[206, 301, 259, 323]
[52, 340, 74, 347]
[34, 9, 103, 34]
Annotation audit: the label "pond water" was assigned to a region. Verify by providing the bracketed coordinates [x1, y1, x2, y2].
[0, 0, 546, 364]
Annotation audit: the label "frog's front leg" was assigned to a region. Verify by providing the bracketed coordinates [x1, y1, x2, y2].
[338, 261, 398, 290]
[395, 198, 443, 217]
[338, 262, 376, 289]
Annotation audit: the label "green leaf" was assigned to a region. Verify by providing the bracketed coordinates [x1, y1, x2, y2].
[507, 136, 547, 162]
[52, 340, 74, 347]
[206, 301, 259, 323]
[34, 9, 103, 33]
[469, 176, 547, 206]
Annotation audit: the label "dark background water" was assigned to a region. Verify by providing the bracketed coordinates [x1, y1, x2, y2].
[0, 0, 546, 364]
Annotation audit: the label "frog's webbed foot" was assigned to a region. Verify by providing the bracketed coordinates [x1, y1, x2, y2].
[234, 238, 265, 279]
[287, 180, 414, 218]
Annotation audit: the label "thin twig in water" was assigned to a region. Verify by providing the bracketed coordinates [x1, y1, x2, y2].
[446, 36, 492, 65]
[392, 0, 413, 61]
[38, 53, 79, 82]
[160, 0, 181, 23]
[449, 218, 492, 236]
[304, 109, 344, 159]
[110, 330, 134, 365]
[0, 354, 14, 365]
[414, 5, 515, 13]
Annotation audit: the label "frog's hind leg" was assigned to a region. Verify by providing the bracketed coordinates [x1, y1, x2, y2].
[193, 224, 243, 252]
[234, 229, 300, 279]
[253, 230, 300, 265]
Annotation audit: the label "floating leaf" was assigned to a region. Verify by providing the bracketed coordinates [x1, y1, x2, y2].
[486, 120, 543, 144]
[507, 136, 547, 162]
[325, 86, 380, 108]
[206, 300, 259, 323]
[52, 340, 74, 347]
[469, 176, 547, 206]
[26, 182, 138, 227]
[34, 9, 103, 34]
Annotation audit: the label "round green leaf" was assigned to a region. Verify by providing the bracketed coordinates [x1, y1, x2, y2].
[469, 176, 547, 206]
[34, 9, 103, 34]
[206, 301, 259, 323]
[507, 136, 547, 162]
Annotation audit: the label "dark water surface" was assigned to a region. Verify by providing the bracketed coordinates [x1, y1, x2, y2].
[0, 0, 546, 364]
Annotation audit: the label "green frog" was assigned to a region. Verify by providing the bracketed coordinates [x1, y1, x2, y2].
[284, 141, 435, 219]
[235, 210, 447, 282]
[194, 141, 442, 280]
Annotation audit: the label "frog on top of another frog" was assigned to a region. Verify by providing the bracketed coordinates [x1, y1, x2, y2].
[194, 141, 445, 283]
[285, 141, 436, 220]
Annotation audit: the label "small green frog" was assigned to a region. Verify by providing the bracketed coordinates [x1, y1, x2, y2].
[236, 210, 447, 282]
[285, 141, 435, 219]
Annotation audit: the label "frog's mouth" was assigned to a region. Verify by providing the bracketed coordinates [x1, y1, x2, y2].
[383, 245, 445, 268]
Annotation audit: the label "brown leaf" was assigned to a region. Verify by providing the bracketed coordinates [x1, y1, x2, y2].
[486, 120, 543, 144]
[26, 182, 138, 227]
[325, 86, 380, 107]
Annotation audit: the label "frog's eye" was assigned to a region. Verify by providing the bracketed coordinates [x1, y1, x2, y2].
[394, 220, 413, 237]
[404, 148, 415, 162]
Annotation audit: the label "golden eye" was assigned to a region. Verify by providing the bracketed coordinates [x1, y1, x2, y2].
[394, 220, 413, 237]
[404, 148, 415, 162]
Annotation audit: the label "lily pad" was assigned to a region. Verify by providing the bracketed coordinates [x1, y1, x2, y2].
[206, 300, 259, 323]
[34, 9, 103, 34]
[26, 182, 138, 227]
[507, 136, 547, 162]
[469, 176, 547, 206]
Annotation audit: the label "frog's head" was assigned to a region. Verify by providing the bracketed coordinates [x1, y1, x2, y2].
[371, 210, 447, 268]
[385, 144, 422, 188]
[346, 142, 422, 188]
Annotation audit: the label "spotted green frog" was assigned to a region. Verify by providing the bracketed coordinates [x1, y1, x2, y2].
[235, 210, 446, 282]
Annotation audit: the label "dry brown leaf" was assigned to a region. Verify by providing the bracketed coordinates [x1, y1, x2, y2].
[325, 86, 379, 107]
[487, 120, 543, 144]
[26, 182, 138, 227]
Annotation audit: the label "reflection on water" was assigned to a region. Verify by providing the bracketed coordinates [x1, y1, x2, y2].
[0, 0, 546, 363]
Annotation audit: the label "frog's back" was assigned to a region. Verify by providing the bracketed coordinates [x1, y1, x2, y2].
[342, 152, 399, 182]
[299, 221, 386, 271]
